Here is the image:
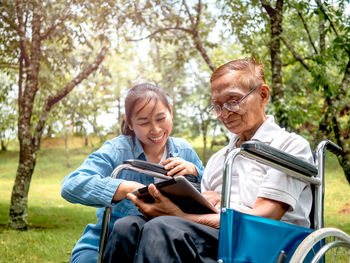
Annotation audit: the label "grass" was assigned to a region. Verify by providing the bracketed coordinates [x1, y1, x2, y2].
[0, 136, 349, 262]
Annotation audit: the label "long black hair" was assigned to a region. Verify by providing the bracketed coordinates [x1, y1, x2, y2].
[121, 83, 172, 136]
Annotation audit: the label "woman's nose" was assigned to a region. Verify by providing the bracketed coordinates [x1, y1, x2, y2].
[150, 122, 161, 132]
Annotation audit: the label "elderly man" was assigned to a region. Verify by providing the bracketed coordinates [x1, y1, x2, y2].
[103, 59, 313, 263]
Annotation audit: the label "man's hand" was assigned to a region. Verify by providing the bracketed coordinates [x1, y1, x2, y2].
[161, 157, 198, 177]
[127, 184, 185, 218]
[202, 191, 221, 209]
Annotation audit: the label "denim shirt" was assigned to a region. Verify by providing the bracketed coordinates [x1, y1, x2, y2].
[61, 135, 204, 255]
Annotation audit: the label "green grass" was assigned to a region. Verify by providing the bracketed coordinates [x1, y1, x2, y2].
[0, 138, 349, 262]
[0, 143, 97, 263]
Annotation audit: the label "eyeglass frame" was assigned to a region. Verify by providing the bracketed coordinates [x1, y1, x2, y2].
[209, 86, 258, 117]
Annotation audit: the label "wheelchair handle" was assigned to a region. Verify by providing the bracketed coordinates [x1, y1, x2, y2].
[318, 139, 343, 156]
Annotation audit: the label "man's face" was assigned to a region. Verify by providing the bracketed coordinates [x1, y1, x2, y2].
[210, 71, 269, 141]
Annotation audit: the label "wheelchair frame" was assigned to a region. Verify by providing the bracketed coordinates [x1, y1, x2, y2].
[218, 139, 350, 262]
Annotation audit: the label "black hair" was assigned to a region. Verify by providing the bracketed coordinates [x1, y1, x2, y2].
[121, 83, 172, 136]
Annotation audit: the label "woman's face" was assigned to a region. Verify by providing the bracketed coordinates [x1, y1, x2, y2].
[128, 98, 173, 152]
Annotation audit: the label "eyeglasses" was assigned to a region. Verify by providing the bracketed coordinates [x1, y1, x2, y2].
[209, 86, 258, 117]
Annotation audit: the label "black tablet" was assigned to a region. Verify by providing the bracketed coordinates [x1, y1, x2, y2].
[133, 176, 219, 214]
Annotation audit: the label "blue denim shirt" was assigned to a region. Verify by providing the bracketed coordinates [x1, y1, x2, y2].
[61, 135, 204, 255]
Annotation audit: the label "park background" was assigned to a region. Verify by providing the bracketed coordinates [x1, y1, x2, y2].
[0, 0, 349, 262]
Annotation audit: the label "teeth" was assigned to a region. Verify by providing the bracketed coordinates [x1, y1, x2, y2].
[150, 134, 164, 142]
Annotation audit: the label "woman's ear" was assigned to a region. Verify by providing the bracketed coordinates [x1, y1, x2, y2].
[169, 103, 174, 117]
[125, 116, 134, 131]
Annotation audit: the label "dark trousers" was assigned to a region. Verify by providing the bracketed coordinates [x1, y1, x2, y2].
[102, 215, 219, 263]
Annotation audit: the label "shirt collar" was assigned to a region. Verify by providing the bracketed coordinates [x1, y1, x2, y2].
[133, 137, 146, 160]
[228, 115, 279, 148]
[251, 115, 279, 143]
[166, 137, 179, 158]
[133, 136, 177, 159]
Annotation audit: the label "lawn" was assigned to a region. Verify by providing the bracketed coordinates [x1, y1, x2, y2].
[0, 137, 349, 262]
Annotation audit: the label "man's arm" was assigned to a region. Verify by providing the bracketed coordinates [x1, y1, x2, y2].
[127, 185, 221, 228]
[243, 197, 289, 220]
[127, 186, 288, 229]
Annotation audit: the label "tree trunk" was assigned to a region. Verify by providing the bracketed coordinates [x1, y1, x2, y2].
[8, 44, 108, 230]
[8, 139, 36, 230]
[8, 0, 41, 230]
[261, 0, 290, 129]
[1, 140, 8, 151]
[320, 60, 350, 184]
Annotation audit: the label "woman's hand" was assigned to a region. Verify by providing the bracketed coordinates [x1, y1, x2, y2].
[112, 181, 146, 202]
[202, 191, 221, 209]
[161, 157, 198, 177]
[127, 184, 185, 218]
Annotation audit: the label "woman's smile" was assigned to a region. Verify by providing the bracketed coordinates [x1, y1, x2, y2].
[148, 132, 166, 144]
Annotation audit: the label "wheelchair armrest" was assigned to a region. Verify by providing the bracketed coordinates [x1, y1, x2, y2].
[241, 141, 318, 178]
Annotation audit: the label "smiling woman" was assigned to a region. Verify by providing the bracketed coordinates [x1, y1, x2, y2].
[122, 84, 173, 163]
[60, 83, 205, 263]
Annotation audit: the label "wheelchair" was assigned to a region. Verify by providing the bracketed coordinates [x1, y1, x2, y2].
[218, 139, 350, 262]
[97, 140, 350, 263]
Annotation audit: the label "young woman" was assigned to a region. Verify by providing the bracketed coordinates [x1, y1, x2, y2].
[61, 83, 205, 263]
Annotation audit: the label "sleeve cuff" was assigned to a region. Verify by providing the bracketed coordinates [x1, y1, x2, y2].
[258, 187, 297, 211]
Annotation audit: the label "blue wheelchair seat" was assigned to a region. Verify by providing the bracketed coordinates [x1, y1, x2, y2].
[218, 209, 314, 263]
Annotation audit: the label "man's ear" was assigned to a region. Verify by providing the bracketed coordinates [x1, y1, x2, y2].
[260, 84, 270, 105]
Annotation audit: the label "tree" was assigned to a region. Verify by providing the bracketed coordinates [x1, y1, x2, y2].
[124, 0, 217, 72]
[220, 0, 350, 183]
[0, 0, 108, 229]
[281, 0, 350, 183]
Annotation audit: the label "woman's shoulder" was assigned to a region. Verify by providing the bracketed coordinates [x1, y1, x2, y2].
[168, 136, 193, 149]
[104, 135, 135, 150]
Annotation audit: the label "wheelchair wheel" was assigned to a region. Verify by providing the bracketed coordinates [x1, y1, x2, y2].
[290, 227, 350, 263]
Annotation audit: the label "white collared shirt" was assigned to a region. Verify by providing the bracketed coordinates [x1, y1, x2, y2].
[201, 115, 313, 227]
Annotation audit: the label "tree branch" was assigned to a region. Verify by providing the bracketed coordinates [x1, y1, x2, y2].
[40, 7, 72, 41]
[182, 0, 194, 26]
[339, 57, 350, 98]
[315, 0, 350, 54]
[126, 27, 192, 41]
[281, 36, 311, 71]
[40, 19, 62, 41]
[15, 0, 30, 66]
[0, 13, 19, 32]
[295, 7, 318, 54]
[194, 0, 201, 29]
[260, 0, 276, 17]
[33, 45, 108, 152]
[48, 45, 109, 107]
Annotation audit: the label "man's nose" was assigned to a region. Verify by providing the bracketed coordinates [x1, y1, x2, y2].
[220, 107, 231, 119]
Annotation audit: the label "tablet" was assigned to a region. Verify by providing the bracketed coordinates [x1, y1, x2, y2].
[133, 176, 219, 214]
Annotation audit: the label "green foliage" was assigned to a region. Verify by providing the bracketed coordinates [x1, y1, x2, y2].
[0, 141, 349, 262]
[0, 72, 17, 145]
[219, 0, 350, 144]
